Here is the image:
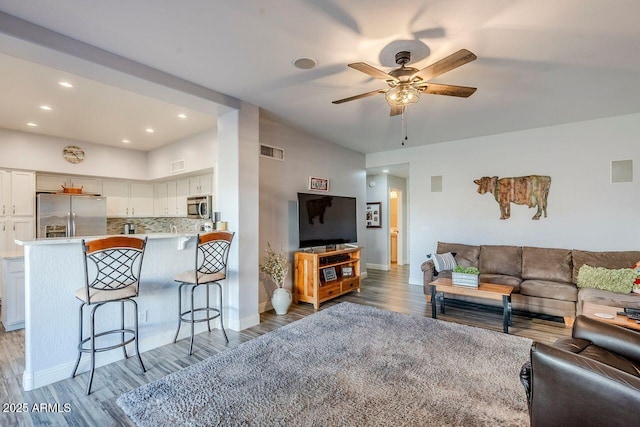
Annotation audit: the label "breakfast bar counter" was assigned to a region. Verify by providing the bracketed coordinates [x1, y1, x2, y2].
[17, 233, 221, 391]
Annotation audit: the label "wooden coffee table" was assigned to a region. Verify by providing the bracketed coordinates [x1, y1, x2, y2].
[429, 277, 514, 333]
[582, 302, 640, 331]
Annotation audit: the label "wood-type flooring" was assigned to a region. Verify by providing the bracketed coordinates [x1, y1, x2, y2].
[0, 264, 570, 426]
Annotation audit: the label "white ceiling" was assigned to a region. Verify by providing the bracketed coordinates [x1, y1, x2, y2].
[0, 53, 216, 151]
[1, 0, 640, 155]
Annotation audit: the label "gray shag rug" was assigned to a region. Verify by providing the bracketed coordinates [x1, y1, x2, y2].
[117, 302, 532, 426]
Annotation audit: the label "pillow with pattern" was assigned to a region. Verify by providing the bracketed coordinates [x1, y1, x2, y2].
[429, 252, 457, 273]
[577, 264, 636, 294]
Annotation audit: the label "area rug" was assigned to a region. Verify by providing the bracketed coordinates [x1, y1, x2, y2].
[117, 302, 532, 426]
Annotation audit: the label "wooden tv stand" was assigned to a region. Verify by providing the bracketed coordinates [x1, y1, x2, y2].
[294, 247, 361, 309]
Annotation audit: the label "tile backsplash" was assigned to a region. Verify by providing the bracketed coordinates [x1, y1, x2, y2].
[107, 217, 210, 235]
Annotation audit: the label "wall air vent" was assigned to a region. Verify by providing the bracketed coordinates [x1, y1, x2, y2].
[260, 144, 284, 161]
[171, 159, 186, 173]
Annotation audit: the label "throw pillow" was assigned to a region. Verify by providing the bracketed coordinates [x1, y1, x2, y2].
[576, 264, 636, 294]
[430, 252, 457, 272]
[633, 261, 640, 293]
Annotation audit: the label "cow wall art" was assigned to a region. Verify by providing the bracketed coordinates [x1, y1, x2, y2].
[473, 175, 551, 220]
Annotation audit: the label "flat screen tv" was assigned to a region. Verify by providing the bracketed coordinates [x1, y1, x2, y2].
[297, 193, 357, 248]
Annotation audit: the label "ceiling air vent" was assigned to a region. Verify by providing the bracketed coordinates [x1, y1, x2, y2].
[260, 144, 284, 161]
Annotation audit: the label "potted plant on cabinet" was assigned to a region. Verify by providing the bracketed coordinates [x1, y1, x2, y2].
[260, 243, 291, 315]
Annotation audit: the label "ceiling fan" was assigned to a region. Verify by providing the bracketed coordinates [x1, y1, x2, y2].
[332, 49, 477, 116]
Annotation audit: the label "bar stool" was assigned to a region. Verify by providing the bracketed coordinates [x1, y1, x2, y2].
[71, 236, 148, 395]
[173, 231, 234, 355]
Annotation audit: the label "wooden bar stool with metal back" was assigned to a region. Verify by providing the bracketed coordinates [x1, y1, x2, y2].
[173, 231, 234, 355]
[71, 236, 148, 395]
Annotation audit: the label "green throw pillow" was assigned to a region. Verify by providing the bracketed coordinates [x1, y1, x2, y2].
[577, 264, 636, 294]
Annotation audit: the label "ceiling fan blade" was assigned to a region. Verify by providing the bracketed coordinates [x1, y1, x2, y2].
[411, 49, 477, 82]
[332, 88, 386, 104]
[390, 105, 405, 116]
[348, 62, 399, 82]
[418, 83, 477, 98]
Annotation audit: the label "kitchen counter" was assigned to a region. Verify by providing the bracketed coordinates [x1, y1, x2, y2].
[17, 233, 221, 391]
[0, 250, 25, 259]
[17, 232, 198, 246]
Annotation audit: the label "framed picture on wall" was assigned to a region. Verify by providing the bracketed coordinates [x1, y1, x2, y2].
[308, 176, 329, 192]
[366, 202, 382, 228]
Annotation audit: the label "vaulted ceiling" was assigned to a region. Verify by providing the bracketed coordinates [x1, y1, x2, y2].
[1, 0, 639, 154]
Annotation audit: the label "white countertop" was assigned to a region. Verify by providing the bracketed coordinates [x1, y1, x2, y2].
[0, 250, 25, 259]
[16, 233, 198, 246]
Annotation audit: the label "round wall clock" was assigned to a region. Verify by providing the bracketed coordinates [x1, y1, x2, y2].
[62, 145, 85, 163]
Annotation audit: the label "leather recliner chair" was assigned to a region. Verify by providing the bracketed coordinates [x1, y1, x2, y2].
[520, 315, 640, 426]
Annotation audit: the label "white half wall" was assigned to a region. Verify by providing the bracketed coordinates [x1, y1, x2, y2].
[258, 115, 366, 309]
[367, 113, 640, 286]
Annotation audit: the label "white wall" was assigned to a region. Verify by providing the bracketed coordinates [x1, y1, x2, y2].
[0, 127, 217, 182]
[259, 115, 366, 311]
[367, 113, 640, 285]
[147, 128, 217, 180]
[0, 128, 148, 180]
[365, 174, 389, 269]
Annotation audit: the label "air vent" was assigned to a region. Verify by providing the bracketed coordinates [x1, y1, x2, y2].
[260, 144, 284, 161]
[171, 159, 185, 173]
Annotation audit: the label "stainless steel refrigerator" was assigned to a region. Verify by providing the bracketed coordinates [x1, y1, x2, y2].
[36, 193, 107, 238]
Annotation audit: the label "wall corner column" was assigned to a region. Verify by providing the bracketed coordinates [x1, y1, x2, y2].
[217, 103, 260, 330]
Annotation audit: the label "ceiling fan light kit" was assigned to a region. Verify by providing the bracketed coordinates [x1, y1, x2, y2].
[333, 49, 477, 116]
[385, 83, 420, 106]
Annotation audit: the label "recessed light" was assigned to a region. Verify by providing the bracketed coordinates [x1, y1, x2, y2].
[382, 169, 389, 173]
[177, 113, 187, 119]
[145, 128, 155, 133]
[58, 81, 73, 88]
[40, 105, 52, 111]
[26, 122, 38, 127]
[293, 57, 317, 70]
[122, 139, 131, 144]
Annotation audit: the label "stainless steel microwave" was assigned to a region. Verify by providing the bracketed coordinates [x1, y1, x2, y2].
[187, 195, 212, 219]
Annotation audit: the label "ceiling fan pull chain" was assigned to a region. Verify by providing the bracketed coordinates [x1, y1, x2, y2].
[401, 109, 408, 146]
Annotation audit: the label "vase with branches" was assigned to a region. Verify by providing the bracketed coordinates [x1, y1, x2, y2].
[260, 243, 291, 314]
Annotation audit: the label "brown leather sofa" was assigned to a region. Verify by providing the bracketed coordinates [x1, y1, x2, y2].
[421, 242, 640, 325]
[520, 315, 640, 426]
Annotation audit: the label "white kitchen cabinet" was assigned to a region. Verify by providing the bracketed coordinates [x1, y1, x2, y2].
[8, 218, 34, 252]
[0, 170, 10, 217]
[36, 174, 101, 194]
[10, 171, 35, 216]
[155, 179, 189, 216]
[1, 256, 25, 331]
[129, 183, 154, 217]
[154, 182, 168, 216]
[0, 218, 35, 253]
[103, 181, 154, 217]
[103, 181, 129, 216]
[175, 179, 190, 216]
[189, 174, 212, 196]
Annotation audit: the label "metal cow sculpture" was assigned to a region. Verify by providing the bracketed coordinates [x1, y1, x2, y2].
[473, 175, 551, 220]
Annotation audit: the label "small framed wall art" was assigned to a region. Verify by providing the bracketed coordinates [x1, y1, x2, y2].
[308, 176, 329, 192]
[366, 202, 382, 228]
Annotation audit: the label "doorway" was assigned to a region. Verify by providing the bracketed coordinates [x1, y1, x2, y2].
[389, 188, 403, 265]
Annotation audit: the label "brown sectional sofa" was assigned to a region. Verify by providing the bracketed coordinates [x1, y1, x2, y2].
[421, 242, 640, 326]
